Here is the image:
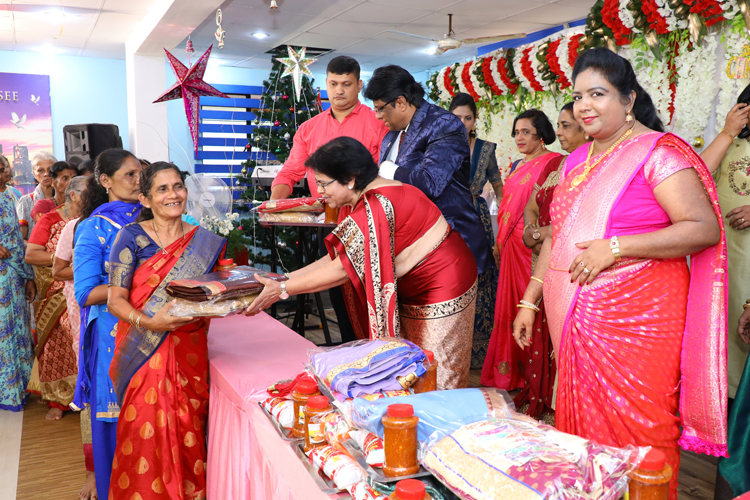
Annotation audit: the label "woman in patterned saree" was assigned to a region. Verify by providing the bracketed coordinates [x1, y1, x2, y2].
[449, 92, 503, 369]
[74, 149, 143, 500]
[481, 109, 563, 392]
[25, 170, 83, 420]
[246, 137, 478, 389]
[0, 160, 35, 411]
[514, 102, 589, 421]
[512, 48, 728, 499]
[107, 162, 225, 500]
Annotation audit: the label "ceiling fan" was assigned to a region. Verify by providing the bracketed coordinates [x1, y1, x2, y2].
[389, 14, 526, 55]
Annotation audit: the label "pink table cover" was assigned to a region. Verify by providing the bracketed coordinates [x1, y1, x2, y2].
[206, 313, 343, 499]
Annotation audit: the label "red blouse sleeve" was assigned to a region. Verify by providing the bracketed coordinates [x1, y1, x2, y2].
[28, 211, 54, 246]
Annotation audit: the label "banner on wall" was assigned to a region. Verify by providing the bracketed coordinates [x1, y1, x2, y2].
[0, 72, 53, 195]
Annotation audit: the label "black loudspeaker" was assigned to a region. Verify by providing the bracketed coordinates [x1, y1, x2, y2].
[63, 124, 123, 166]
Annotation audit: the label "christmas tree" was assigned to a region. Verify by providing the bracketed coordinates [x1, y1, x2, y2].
[236, 46, 322, 272]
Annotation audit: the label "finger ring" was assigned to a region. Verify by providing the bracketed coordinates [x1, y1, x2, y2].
[579, 261, 585, 267]
[742, 218, 745, 224]
[583, 267, 591, 273]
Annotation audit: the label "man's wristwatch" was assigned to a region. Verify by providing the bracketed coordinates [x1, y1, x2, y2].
[279, 281, 289, 300]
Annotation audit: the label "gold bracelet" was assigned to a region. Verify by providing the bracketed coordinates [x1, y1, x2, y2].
[135, 313, 144, 331]
[516, 304, 539, 312]
[128, 310, 136, 326]
[722, 128, 738, 142]
[530, 276, 544, 285]
[50, 252, 54, 266]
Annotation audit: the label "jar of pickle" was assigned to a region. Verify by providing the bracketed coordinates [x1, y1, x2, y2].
[292, 380, 320, 438]
[382, 403, 420, 477]
[389, 479, 431, 500]
[411, 350, 437, 394]
[216, 258, 237, 272]
[303, 395, 332, 453]
[628, 448, 672, 500]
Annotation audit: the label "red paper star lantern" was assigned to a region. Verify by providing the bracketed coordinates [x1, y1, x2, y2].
[153, 44, 228, 153]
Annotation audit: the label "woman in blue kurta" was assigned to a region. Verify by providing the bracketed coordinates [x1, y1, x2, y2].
[0, 170, 36, 411]
[73, 149, 143, 500]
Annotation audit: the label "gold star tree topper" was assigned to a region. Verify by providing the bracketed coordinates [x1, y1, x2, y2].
[276, 46, 317, 101]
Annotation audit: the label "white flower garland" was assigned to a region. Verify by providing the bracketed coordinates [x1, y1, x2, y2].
[489, 55, 510, 95]
[478, 107, 517, 179]
[455, 62, 470, 94]
[672, 34, 719, 144]
[627, 44, 672, 124]
[436, 67, 452, 103]
[619, 0, 638, 31]
[512, 46, 534, 93]
[654, 0, 687, 31]
[469, 60, 488, 99]
[721, 0, 741, 20]
[716, 30, 750, 134]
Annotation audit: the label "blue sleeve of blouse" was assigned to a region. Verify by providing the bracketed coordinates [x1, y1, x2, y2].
[73, 219, 107, 307]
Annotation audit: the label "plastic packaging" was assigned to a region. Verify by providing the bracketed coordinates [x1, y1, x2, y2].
[309, 339, 428, 400]
[308, 445, 368, 490]
[304, 395, 333, 453]
[347, 481, 388, 500]
[389, 479, 431, 500]
[411, 350, 437, 394]
[322, 411, 352, 449]
[168, 293, 260, 317]
[349, 429, 385, 468]
[351, 388, 517, 445]
[257, 197, 324, 213]
[259, 212, 321, 224]
[422, 418, 647, 500]
[292, 380, 321, 438]
[382, 404, 420, 478]
[628, 448, 672, 500]
[261, 397, 294, 429]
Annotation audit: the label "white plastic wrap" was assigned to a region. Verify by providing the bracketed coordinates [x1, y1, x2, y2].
[422, 418, 648, 500]
[168, 293, 259, 317]
[347, 481, 388, 500]
[348, 429, 385, 468]
[261, 397, 294, 429]
[308, 445, 368, 490]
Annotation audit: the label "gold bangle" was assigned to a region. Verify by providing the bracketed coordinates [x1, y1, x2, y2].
[530, 276, 544, 285]
[722, 128, 738, 142]
[135, 313, 144, 331]
[50, 253, 54, 265]
[516, 304, 539, 312]
[128, 310, 136, 326]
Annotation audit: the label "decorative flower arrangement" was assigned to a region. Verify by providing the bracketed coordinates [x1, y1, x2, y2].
[466, 60, 485, 100]
[436, 66, 454, 103]
[498, 53, 520, 93]
[201, 212, 241, 236]
[602, 0, 633, 44]
[482, 56, 507, 95]
[618, 0, 638, 31]
[547, 38, 572, 88]
[640, 0, 671, 33]
[520, 47, 546, 91]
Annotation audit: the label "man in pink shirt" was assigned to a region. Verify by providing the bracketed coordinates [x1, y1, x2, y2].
[270, 56, 388, 199]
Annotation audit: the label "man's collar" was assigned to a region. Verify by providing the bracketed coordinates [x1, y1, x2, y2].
[329, 101, 361, 121]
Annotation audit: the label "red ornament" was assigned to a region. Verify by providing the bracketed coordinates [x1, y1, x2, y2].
[289, 107, 295, 112]
[282, 94, 289, 100]
[274, 120, 281, 126]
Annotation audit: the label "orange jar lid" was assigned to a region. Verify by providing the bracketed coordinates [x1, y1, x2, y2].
[218, 258, 234, 266]
[295, 381, 318, 394]
[423, 350, 434, 362]
[640, 448, 666, 471]
[395, 479, 426, 500]
[387, 404, 414, 418]
[306, 395, 329, 409]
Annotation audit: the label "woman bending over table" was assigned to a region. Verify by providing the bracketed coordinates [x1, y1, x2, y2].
[107, 162, 225, 500]
[245, 136, 478, 390]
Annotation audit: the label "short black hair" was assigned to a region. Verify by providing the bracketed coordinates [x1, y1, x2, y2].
[327, 55, 360, 80]
[512, 109, 556, 145]
[561, 101, 575, 114]
[305, 137, 378, 191]
[448, 92, 477, 118]
[138, 162, 186, 222]
[77, 159, 94, 176]
[50, 161, 76, 179]
[572, 47, 663, 132]
[363, 65, 425, 109]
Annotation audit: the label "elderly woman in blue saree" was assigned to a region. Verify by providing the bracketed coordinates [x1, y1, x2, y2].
[73, 149, 143, 500]
[0, 172, 36, 411]
[449, 93, 503, 369]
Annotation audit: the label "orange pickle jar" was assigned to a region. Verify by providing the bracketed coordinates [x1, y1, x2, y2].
[324, 203, 340, 224]
[216, 258, 237, 272]
[382, 403, 420, 477]
[292, 380, 321, 438]
[411, 350, 437, 394]
[628, 448, 672, 500]
[303, 395, 332, 453]
[389, 479, 431, 500]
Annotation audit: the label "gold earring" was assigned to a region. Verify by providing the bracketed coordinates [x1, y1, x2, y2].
[625, 111, 633, 122]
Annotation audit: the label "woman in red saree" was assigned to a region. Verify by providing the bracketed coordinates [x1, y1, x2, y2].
[481, 109, 562, 392]
[25, 172, 81, 420]
[513, 48, 728, 499]
[107, 162, 225, 500]
[247, 137, 478, 389]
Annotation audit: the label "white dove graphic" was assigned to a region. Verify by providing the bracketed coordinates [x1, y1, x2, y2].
[10, 112, 26, 129]
[30, 95, 40, 105]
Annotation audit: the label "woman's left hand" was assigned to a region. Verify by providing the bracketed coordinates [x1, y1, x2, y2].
[25, 280, 36, 302]
[726, 205, 750, 230]
[569, 239, 616, 286]
[243, 274, 283, 316]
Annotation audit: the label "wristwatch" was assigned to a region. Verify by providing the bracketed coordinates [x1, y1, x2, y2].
[610, 235, 622, 262]
[279, 281, 289, 300]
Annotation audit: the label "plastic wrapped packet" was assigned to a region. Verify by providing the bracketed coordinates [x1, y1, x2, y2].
[168, 293, 259, 317]
[259, 212, 322, 224]
[350, 388, 516, 446]
[258, 197, 324, 213]
[422, 418, 648, 500]
[308, 445, 367, 490]
[322, 411, 352, 449]
[261, 397, 295, 429]
[347, 481, 388, 500]
[308, 339, 428, 401]
[348, 429, 385, 468]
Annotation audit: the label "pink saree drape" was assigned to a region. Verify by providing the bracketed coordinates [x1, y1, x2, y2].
[544, 132, 728, 499]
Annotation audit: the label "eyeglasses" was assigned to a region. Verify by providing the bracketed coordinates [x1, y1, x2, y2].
[315, 179, 336, 192]
[374, 100, 396, 116]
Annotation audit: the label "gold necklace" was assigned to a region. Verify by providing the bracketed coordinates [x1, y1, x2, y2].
[152, 219, 184, 255]
[570, 128, 633, 189]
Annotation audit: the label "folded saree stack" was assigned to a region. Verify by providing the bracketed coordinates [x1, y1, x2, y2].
[166, 265, 286, 317]
[258, 196, 325, 224]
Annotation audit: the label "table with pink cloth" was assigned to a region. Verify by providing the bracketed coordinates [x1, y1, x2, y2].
[206, 313, 344, 500]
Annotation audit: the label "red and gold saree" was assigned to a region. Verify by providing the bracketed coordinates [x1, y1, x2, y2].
[544, 133, 728, 499]
[108, 227, 225, 500]
[481, 152, 563, 390]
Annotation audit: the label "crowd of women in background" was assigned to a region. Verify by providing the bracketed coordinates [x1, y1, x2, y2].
[0, 45, 747, 500]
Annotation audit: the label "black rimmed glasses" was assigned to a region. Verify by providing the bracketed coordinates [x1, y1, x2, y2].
[315, 179, 336, 192]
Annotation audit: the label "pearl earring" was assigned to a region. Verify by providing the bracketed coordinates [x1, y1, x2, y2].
[348, 185, 353, 190]
[625, 111, 633, 122]
[106, 187, 109, 194]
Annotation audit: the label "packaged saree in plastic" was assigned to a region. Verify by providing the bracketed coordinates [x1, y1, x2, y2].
[166, 265, 286, 302]
[257, 197, 324, 213]
[310, 339, 427, 400]
[422, 418, 647, 500]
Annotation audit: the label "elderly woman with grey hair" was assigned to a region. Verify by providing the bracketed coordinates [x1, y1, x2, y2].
[17, 151, 57, 240]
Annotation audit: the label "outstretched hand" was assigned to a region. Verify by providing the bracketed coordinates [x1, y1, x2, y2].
[243, 274, 282, 316]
